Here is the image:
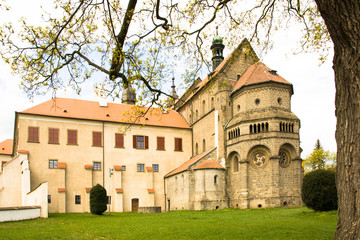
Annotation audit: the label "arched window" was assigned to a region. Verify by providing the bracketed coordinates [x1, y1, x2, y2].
[238, 127, 240, 136]
[228, 132, 231, 140]
[202, 139, 206, 152]
[262, 123, 265, 132]
[214, 175, 218, 184]
[195, 143, 199, 155]
[258, 123, 261, 133]
[211, 97, 214, 109]
[250, 125, 253, 134]
[266, 122, 269, 132]
[253, 124, 257, 133]
[234, 156, 239, 172]
[279, 122, 282, 131]
[195, 110, 198, 120]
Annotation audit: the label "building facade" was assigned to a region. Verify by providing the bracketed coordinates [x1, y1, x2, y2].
[0, 37, 303, 213]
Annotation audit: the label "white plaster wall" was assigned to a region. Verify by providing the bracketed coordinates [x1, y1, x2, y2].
[0, 207, 41, 222]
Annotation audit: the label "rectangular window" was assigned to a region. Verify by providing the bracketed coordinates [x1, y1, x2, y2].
[49, 160, 58, 169]
[121, 165, 126, 171]
[152, 164, 159, 172]
[115, 133, 124, 148]
[174, 138, 183, 151]
[48, 195, 51, 204]
[67, 130, 78, 145]
[133, 135, 148, 149]
[28, 127, 39, 142]
[92, 131, 102, 147]
[137, 163, 144, 172]
[48, 128, 59, 144]
[157, 137, 165, 150]
[75, 195, 81, 204]
[93, 162, 101, 171]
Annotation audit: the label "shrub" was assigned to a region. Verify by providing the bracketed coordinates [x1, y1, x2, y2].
[301, 169, 337, 211]
[90, 184, 107, 215]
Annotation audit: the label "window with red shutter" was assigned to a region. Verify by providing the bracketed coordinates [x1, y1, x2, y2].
[48, 128, 59, 144]
[28, 127, 39, 142]
[115, 133, 124, 148]
[157, 137, 165, 150]
[67, 130, 77, 145]
[92, 131, 102, 147]
[133, 135, 148, 149]
[175, 138, 182, 151]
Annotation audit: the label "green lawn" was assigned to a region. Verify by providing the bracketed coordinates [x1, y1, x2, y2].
[0, 207, 337, 240]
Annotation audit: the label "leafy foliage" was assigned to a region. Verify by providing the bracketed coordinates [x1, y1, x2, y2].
[304, 139, 336, 173]
[301, 169, 337, 211]
[0, 0, 329, 108]
[90, 184, 107, 215]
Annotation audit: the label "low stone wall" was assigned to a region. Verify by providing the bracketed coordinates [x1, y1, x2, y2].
[138, 206, 161, 213]
[0, 206, 41, 222]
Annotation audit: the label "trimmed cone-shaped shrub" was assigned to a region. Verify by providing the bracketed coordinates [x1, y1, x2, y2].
[90, 184, 107, 215]
[301, 169, 337, 211]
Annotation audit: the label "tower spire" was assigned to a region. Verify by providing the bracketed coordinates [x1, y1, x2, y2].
[121, 83, 136, 105]
[210, 27, 225, 71]
[170, 77, 179, 99]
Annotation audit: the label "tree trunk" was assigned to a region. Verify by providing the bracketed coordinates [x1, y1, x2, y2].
[315, 1, 360, 239]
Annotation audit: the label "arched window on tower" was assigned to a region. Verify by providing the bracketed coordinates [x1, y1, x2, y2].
[211, 97, 214, 109]
[250, 125, 253, 134]
[234, 156, 239, 172]
[214, 175, 218, 184]
[202, 139, 206, 152]
[266, 122, 269, 132]
[195, 143, 199, 155]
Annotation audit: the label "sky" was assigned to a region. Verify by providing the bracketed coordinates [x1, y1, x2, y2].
[0, 0, 337, 158]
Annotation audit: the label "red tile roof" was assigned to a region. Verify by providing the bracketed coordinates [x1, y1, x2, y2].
[146, 166, 153, 172]
[115, 188, 123, 193]
[114, 165, 123, 171]
[177, 39, 257, 106]
[20, 98, 190, 129]
[147, 188, 155, 193]
[84, 164, 93, 170]
[164, 148, 215, 178]
[232, 62, 291, 94]
[58, 162, 66, 169]
[194, 159, 224, 170]
[58, 188, 66, 192]
[85, 187, 92, 193]
[0, 139, 13, 155]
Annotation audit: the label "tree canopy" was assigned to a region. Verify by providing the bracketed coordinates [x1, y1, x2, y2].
[304, 139, 336, 172]
[1, 0, 360, 239]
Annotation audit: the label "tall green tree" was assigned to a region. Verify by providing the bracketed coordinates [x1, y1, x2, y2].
[304, 139, 336, 172]
[0, 0, 359, 238]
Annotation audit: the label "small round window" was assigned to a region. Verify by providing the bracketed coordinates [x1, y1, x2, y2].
[255, 99, 260, 105]
[277, 97, 282, 105]
[279, 151, 291, 168]
[253, 153, 267, 168]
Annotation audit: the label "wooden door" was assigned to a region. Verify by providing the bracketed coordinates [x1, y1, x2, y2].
[131, 198, 139, 212]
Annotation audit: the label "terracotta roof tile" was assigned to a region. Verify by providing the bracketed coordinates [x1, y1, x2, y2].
[0, 139, 13, 155]
[58, 188, 66, 192]
[114, 165, 123, 171]
[17, 150, 29, 154]
[115, 188, 123, 193]
[147, 188, 155, 193]
[58, 162, 66, 169]
[195, 159, 224, 170]
[21, 98, 190, 129]
[146, 166, 153, 172]
[85, 187, 92, 193]
[232, 62, 291, 94]
[84, 164, 93, 170]
[164, 148, 216, 178]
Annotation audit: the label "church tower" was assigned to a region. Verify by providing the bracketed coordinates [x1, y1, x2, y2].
[210, 31, 225, 71]
[121, 83, 136, 105]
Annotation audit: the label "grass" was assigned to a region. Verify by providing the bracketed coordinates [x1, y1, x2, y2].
[0, 207, 337, 240]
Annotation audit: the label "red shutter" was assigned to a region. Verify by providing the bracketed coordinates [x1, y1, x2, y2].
[49, 128, 59, 144]
[93, 132, 102, 146]
[28, 127, 39, 142]
[157, 137, 165, 150]
[133, 135, 137, 148]
[115, 133, 124, 148]
[145, 136, 149, 149]
[175, 138, 182, 151]
[68, 130, 77, 145]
